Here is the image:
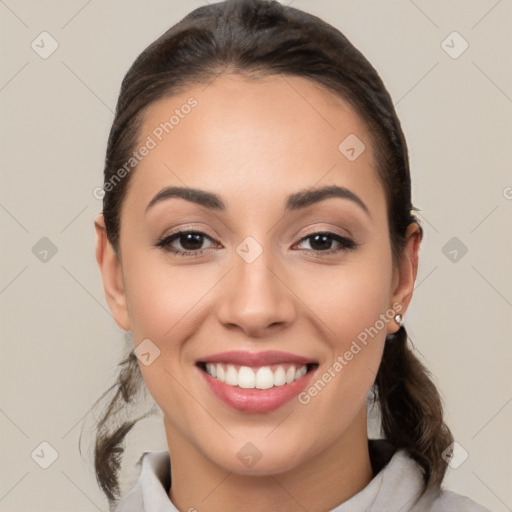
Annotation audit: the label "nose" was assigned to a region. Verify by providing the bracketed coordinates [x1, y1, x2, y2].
[215, 247, 297, 338]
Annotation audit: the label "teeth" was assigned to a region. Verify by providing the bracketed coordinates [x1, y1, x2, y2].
[206, 363, 217, 378]
[239, 366, 255, 388]
[204, 363, 309, 389]
[273, 366, 286, 386]
[225, 365, 238, 386]
[295, 366, 308, 380]
[255, 367, 273, 389]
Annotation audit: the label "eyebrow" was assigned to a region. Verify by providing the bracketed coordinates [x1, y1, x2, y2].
[145, 184, 370, 217]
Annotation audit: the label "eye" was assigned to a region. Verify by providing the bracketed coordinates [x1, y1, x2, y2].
[295, 231, 356, 254]
[155, 229, 357, 258]
[155, 230, 217, 257]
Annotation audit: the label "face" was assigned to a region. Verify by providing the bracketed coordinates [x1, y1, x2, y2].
[96, 74, 418, 476]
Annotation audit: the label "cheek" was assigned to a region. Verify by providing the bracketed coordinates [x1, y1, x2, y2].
[123, 252, 214, 341]
[303, 252, 393, 345]
[293, 245, 393, 405]
[122, 255, 209, 419]
[121, 253, 217, 403]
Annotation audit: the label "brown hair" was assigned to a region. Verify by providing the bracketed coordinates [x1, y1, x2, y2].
[88, 0, 453, 505]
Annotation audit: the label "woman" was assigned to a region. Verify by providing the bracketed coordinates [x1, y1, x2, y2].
[92, 0, 490, 510]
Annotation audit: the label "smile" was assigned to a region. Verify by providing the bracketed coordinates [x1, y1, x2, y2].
[195, 350, 319, 413]
[199, 362, 316, 389]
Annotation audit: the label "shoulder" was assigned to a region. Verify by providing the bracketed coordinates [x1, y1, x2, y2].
[111, 485, 143, 512]
[420, 489, 492, 512]
[366, 441, 491, 512]
[111, 451, 173, 512]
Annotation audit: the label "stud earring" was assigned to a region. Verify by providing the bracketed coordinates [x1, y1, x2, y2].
[394, 313, 403, 327]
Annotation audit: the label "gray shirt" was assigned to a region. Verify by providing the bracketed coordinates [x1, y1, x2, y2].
[112, 440, 491, 512]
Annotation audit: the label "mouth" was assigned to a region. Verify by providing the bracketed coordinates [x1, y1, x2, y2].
[195, 350, 319, 413]
[196, 361, 319, 389]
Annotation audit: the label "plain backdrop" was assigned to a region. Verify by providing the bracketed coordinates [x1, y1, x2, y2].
[1, 1, 511, 511]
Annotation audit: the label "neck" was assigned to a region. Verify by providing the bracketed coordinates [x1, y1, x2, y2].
[165, 406, 374, 512]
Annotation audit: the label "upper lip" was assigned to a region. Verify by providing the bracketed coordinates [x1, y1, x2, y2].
[197, 350, 318, 367]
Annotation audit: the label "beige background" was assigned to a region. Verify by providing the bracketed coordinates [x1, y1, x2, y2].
[1, 1, 511, 511]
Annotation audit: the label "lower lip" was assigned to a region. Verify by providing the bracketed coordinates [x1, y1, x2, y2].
[198, 365, 317, 413]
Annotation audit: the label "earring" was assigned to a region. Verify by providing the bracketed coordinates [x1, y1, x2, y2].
[394, 313, 403, 327]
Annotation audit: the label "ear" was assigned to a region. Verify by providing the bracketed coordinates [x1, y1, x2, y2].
[388, 222, 422, 333]
[94, 214, 131, 331]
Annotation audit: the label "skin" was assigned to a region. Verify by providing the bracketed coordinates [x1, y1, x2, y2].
[95, 74, 421, 512]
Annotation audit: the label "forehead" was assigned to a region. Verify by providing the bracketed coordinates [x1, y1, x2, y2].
[124, 74, 384, 214]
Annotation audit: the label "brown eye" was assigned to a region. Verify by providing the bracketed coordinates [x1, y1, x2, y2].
[156, 230, 216, 256]
[296, 232, 356, 254]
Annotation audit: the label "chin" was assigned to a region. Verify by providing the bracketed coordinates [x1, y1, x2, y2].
[206, 439, 308, 476]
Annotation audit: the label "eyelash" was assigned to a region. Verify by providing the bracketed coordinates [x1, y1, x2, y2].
[155, 229, 357, 258]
